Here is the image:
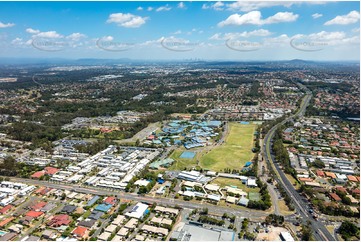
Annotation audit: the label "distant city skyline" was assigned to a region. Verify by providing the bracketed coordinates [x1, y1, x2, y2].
[0, 1, 359, 60]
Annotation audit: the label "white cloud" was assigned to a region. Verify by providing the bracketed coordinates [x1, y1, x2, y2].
[66, 33, 86, 41]
[264, 12, 299, 24]
[210, 29, 272, 40]
[147, 7, 153, 11]
[36, 31, 63, 38]
[218, 11, 263, 26]
[202, 1, 225, 11]
[26, 28, 40, 34]
[0, 22, 15, 28]
[352, 28, 360, 33]
[201, 4, 209, 10]
[178, 2, 186, 9]
[137, 6, 143, 11]
[100, 36, 114, 41]
[213, 1, 225, 11]
[308, 31, 345, 40]
[226, 1, 293, 12]
[312, 13, 323, 19]
[172, 30, 182, 35]
[26, 28, 64, 40]
[107, 13, 148, 28]
[218, 11, 298, 27]
[139, 37, 165, 46]
[156, 5, 172, 12]
[209, 34, 222, 40]
[11, 37, 23, 45]
[243, 29, 272, 37]
[202, 1, 326, 12]
[264, 30, 359, 48]
[324, 10, 360, 25]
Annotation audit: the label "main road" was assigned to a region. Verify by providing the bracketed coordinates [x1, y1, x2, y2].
[10, 177, 270, 220]
[263, 90, 335, 241]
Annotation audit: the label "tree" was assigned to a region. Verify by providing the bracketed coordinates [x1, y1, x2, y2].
[201, 207, 208, 215]
[338, 221, 360, 240]
[244, 232, 257, 241]
[265, 214, 284, 226]
[301, 221, 313, 241]
[313, 159, 325, 168]
[138, 186, 148, 194]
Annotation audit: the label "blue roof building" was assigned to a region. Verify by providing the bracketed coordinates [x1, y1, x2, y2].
[86, 195, 100, 207]
[207, 120, 222, 127]
[89, 211, 104, 220]
[95, 204, 112, 213]
[245, 161, 253, 167]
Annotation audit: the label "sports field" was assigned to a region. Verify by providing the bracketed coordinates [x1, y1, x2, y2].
[199, 122, 256, 172]
[168, 149, 198, 171]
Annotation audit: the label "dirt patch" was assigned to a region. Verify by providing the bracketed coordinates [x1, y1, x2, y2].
[256, 226, 289, 241]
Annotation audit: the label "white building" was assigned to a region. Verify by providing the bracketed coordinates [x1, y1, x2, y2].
[125, 203, 149, 219]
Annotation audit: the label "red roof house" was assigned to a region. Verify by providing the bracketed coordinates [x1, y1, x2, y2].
[147, 135, 155, 140]
[31, 201, 47, 211]
[0, 204, 13, 215]
[0, 217, 14, 227]
[352, 189, 360, 198]
[72, 226, 88, 238]
[104, 196, 116, 205]
[335, 186, 347, 194]
[325, 172, 336, 179]
[40, 187, 52, 196]
[44, 167, 59, 175]
[347, 175, 358, 182]
[47, 214, 71, 227]
[316, 170, 325, 177]
[35, 187, 46, 194]
[31, 171, 45, 179]
[25, 211, 44, 218]
[329, 193, 342, 202]
[299, 177, 314, 182]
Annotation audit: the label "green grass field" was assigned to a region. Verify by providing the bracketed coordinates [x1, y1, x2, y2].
[199, 122, 256, 172]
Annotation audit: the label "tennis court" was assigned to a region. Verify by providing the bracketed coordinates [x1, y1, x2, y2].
[180, 151, 196, 159]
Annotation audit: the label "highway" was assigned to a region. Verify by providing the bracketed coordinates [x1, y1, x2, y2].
[263, 91, 336, 241]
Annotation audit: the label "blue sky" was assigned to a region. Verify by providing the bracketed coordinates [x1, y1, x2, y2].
[0, 1, 359, 60]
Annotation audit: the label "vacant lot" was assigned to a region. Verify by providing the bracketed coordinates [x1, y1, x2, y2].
[212, 177, 260, 193]
[200, 122, 256, 171]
